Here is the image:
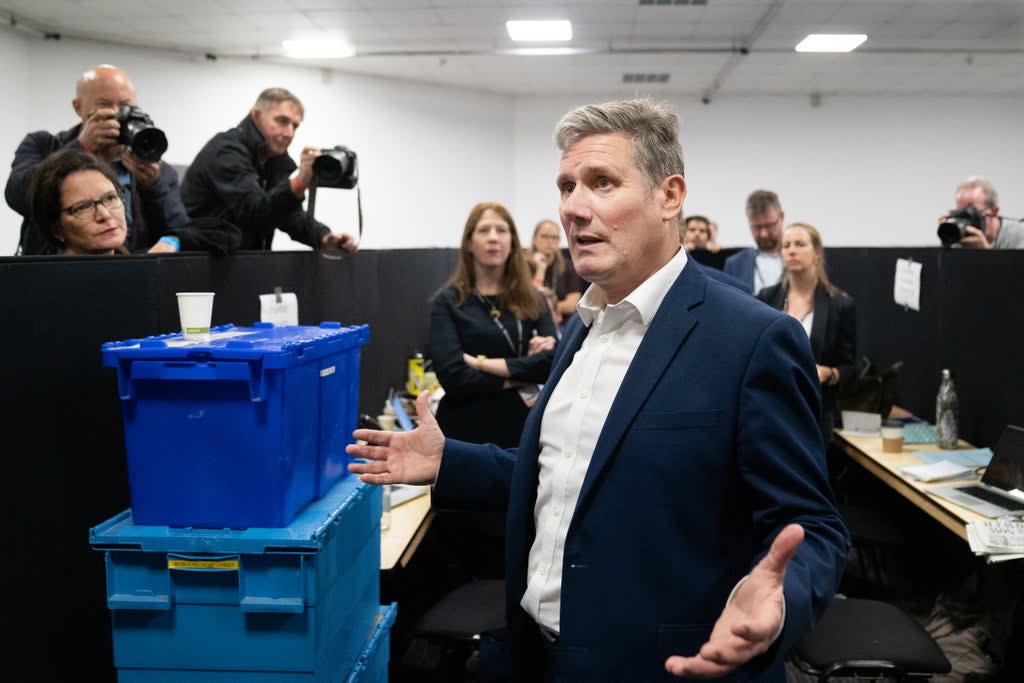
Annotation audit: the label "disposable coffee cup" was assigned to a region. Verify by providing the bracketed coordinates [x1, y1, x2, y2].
[176, 292, 215, 341]
[881, 419, 904, 453]
[376, 414, 397, 431]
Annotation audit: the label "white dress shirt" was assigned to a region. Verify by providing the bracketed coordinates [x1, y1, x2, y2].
[754, 251, 783, 293]
[521, 248, 689, 632]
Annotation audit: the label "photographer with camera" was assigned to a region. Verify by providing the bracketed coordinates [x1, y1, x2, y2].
[938, 176, 1024, 249]
[181, 88, 357, 253]
[5, 64, 187, 255]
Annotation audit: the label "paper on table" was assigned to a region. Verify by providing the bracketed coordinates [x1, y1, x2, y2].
[894, 258, 921, 311]
[913, 448, 993, 468]
[841, 410, 882, 436]
[900, 460, 976, 482]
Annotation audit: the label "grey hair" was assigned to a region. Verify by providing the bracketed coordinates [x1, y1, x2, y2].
[252, 87, 304, 116]
[553, 98, 684, 191]
[746, 189, 782, 217]
[957, 176, 998, 208]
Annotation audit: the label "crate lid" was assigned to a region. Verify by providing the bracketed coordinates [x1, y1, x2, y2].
[90, 475, 370, 554]
[101, 322, 369, 369]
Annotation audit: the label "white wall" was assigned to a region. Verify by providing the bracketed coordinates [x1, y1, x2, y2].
[514, 94, 1024, 248]
[0, 28, 516, 255]
[3, 27, 1023, 255]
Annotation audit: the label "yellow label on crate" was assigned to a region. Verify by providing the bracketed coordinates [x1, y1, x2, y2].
[167, 559, 240, 570]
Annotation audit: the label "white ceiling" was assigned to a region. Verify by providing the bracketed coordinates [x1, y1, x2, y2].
[3, 0, 1023, 97]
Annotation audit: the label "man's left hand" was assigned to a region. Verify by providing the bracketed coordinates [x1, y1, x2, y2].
[321, 231, 359, 254]
[122, 153, 161, 190]
[664, 524, 804, 678]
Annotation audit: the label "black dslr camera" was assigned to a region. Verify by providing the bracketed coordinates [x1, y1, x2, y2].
[312, 146, 358, 189]
[937, 205, 986, 246]
[116, 104, 168, 163]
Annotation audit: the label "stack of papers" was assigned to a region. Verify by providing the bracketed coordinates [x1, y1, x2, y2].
[900, 460, 977, 483]
[913, 448, 993, 468]
[967, 517, 1024, 563]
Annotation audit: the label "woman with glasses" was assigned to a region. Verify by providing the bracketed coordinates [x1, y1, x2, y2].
[27, 149, 128, 255]
[757, 222, 856, 446]
[525, 218, 587, 322]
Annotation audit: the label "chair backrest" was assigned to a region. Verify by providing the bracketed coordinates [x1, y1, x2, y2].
[789, 597, 951, 682]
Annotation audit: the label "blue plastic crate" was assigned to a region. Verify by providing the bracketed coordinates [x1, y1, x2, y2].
[345, 604, 398, 683]
[102, 322, 369, 528]
[90, 477, 382, 682]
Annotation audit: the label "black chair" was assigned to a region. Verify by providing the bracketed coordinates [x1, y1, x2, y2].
[413, 578, 506, 682]
[789, 597, 951, 681]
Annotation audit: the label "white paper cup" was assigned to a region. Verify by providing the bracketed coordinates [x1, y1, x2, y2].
[176, 292, 215, 340]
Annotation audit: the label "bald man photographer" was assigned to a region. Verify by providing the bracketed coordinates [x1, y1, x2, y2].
[6, 64, 188, 255]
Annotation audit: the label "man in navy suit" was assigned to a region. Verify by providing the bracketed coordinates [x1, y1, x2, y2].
[724, 190, 785, 294]
[349, 99, 848, 681]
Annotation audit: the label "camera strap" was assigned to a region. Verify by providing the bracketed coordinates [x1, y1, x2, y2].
[307, 180, 364, 242]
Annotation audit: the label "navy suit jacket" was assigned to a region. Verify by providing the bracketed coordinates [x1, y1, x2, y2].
[724, 247, 757, 292]
[435, 261, 849, 682]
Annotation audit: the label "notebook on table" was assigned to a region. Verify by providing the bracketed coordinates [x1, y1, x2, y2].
[929, 425, 1024, 518]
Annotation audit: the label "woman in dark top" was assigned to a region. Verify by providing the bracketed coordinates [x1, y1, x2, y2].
[757, 222, 856, 446]
[430, 202, 557, 448]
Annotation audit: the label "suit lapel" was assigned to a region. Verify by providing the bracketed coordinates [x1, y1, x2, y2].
[810, 283, 828, 361]
[572, 265, 707, 520]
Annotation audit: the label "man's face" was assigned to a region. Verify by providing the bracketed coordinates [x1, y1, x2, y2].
[684, 220, 710, 249]
[747, 209, 783, 253]
[954, 185, 999, 241]
[252, 101, 303, 158]
[557, 133, 684, 304]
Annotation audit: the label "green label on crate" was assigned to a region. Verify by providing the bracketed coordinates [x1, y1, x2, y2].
[168, 559, 240, 571]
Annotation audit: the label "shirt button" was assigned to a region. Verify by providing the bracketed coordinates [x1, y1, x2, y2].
[563, 449, 572, 459]
[600, 334, 609, 343]
[580, 391, 588, 399]
[553, 506, 561, 517]
[539, 565, 548, 576]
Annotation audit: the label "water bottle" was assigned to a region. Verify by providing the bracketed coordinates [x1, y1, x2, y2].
[936, 368, 959, 449]
[381, 484, 392, 531]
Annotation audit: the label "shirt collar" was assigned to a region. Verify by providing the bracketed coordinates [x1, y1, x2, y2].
[576, 247, 688, 327]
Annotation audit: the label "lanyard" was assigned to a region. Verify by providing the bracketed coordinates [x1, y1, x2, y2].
[475, 292, 523, 356]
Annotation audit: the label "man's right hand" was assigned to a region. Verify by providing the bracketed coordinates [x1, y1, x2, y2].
[347, 391, 445, 486]
[78, 106, 121, 156]
[959, 225, 992, 249]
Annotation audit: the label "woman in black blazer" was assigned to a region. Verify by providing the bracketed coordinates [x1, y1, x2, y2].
[757, 222, 856, 446]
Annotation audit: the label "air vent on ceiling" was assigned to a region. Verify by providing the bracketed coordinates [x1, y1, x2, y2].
[622, 73, 671, 84]
[639, 0, 707, 6]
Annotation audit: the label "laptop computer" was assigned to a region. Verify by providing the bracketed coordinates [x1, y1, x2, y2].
[929, 425, 1024, 517]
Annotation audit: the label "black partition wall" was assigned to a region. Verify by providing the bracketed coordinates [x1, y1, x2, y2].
[2, 246, 1020, 680]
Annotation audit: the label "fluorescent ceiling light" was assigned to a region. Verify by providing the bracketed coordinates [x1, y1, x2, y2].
[282, 39, 355, 59]
[501, 47, 589, 56]
[506, 20, 572, 42]
[795, 34, 867, 53]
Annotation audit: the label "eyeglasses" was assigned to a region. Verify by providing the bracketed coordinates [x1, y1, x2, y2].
[750, 216, 781, 232]
[61, 191, 123, 221]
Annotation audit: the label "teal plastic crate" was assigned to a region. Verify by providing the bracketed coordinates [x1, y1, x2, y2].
[102, 322, 369, 528]
[90, 477, 382, 682]
[345, 604, 398, 683]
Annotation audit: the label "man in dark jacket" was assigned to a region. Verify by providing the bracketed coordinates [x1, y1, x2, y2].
[5, 64, 188, 255]
[181, 88, 357, 253]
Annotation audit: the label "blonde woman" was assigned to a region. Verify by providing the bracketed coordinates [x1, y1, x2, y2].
[757, 222, 856, 445]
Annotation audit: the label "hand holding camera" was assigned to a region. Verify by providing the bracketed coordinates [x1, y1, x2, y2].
[937, 204, 989, 248]
[78, 106, 122, 156]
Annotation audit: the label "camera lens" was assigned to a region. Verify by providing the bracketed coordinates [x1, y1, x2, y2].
[312, 146, 358, 189]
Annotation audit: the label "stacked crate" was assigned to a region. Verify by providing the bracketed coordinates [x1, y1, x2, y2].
[92, 323, 391, 681]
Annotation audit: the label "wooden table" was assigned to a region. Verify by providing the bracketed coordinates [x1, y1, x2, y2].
[833, 431, 986, 541]
[380, 490, 434, 571]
